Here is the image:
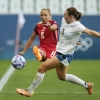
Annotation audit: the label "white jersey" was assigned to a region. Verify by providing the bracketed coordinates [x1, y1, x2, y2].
[56, 17, 86, 55]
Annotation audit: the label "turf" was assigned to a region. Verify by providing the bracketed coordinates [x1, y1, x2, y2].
[0, 60, 100, 100]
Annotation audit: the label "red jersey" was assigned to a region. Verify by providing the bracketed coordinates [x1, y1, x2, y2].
[34, 20, 58, 51]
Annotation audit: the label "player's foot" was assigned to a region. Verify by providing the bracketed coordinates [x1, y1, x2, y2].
[33, 46, 42, 61]
[86, 83, 93, 95]
[16, 88, 33, 97]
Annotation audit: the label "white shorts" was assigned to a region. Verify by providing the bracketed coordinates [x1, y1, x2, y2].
[56, 52, 73, 66]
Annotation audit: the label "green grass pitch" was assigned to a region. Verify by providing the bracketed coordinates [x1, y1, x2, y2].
[0, 60, 100, 100]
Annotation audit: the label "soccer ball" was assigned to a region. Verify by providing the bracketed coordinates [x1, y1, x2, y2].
[11, 55, 26, 70]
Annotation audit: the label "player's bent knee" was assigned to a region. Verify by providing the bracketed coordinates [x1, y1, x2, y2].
[58, 76, 65, 81]
[38, 67, 46, 73]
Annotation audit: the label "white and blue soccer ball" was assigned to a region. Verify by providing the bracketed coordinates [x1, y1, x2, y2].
[12, 55, 26, 70]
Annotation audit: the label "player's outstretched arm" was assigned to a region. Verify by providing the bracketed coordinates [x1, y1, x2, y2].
[19, 32, 37, 55]
[83, 28, 100, 38]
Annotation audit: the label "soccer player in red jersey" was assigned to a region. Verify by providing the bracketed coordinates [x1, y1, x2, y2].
[19, 7, 58, 61]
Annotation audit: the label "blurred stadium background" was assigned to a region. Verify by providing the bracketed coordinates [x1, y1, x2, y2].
[0, 0, 100, 60]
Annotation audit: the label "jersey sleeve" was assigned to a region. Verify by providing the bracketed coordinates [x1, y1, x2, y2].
[77, 23, 86, 34]
[34, 25, 38, 35]
[49, 20, 57, 25]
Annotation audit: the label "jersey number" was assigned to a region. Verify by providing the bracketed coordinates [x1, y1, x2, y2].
[41, 31, 44, 39]
[61, 28, 65, 35]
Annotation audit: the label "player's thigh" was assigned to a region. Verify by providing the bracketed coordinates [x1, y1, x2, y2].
[40, 56, 62, 71]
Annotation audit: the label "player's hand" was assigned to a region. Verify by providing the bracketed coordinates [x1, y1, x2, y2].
[76, 41, 82, 45]
[45, 22, 51, 28]
[19, 51, 25, 55]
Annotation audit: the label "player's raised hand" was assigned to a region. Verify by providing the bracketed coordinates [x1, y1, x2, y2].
[45, 22, 51, 28]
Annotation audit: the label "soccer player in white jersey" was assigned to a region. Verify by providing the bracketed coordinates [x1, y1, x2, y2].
[16, 7, 100, 97]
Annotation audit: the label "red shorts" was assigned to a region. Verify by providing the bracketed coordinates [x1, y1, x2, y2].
[38, 46, 56, 60]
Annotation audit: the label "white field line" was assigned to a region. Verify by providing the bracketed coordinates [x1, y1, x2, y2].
[0, 65, 15, 91]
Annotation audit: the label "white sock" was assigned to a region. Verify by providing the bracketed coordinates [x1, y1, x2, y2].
[28, 72, 45, 93]
[65, 74, 88, 88]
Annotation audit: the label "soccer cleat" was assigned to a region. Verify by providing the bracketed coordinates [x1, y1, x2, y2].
[33, 46, 42, 61]
[86, 83, 93, 95]
[16, 88, 33, 97]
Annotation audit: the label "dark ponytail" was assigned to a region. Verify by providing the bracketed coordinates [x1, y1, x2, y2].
[76, 12, 82, 21]
[67, 7, 82, 21]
